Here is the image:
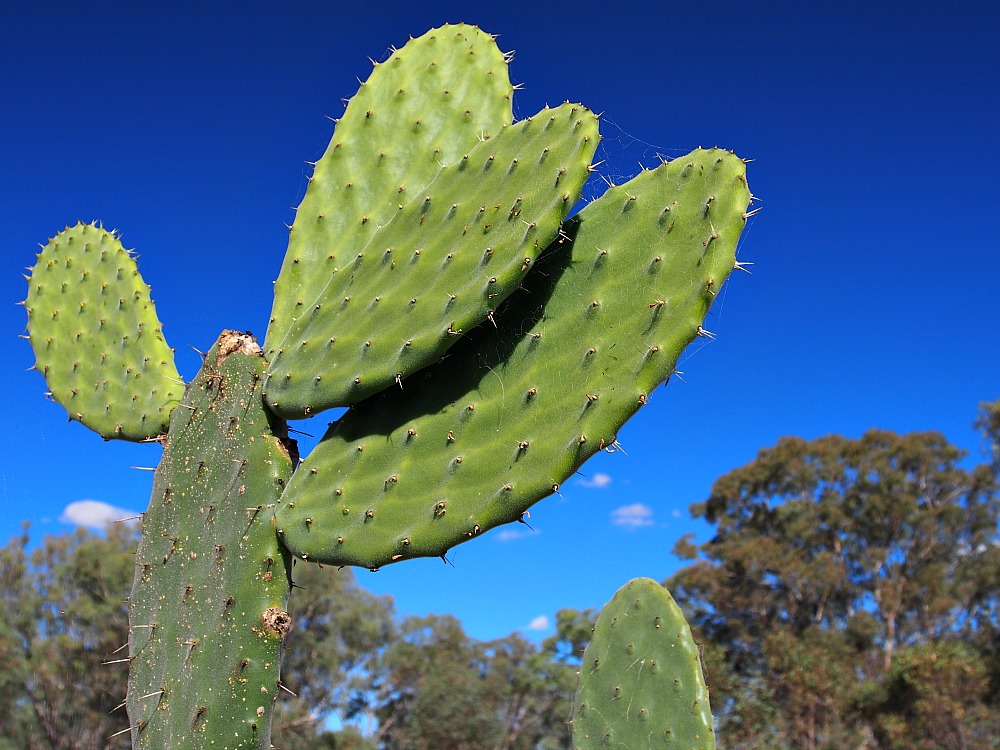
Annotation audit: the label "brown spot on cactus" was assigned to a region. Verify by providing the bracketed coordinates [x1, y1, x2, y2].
[261, 608, 291, 639]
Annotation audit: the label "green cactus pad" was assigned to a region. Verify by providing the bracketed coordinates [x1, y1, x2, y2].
[571, 579, 714, 750]
[264, 24, 513, 368]
[274, 148, 750, 568]
[263, 103, 599, 417]
[127, 332, 296, 750]
[23, 222, 182, 440]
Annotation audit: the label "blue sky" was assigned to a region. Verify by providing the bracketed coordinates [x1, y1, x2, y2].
[3, 1, 998, 641]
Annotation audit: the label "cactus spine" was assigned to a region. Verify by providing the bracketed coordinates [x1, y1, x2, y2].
[22, 23, 748, 749]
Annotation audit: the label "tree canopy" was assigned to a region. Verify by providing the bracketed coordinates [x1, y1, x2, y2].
[669, 427, 999, 749]
[0, 523, 133, 750]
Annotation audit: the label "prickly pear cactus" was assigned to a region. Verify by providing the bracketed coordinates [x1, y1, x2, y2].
[572, 578, 715, 750]
[21, 22, 751, 750]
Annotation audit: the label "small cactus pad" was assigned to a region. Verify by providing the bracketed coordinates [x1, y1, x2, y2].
[23, 222, 182, 440]
[264, 24, 513, 366]
[274, 148, 750, 568]
[127, 332, 297, 749]
[263, 103, 599, 417]
[571, 579, 714, 749]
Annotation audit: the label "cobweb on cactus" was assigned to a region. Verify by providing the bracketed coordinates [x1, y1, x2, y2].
[582, 117, 683, 200]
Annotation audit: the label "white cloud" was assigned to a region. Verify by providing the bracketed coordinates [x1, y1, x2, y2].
[611, 503, 655, 529]
[671, 508, 683, 518]
[524, 615, 549, 631]
[494, 528, 537, 542]
[60, 500, 138, 531]
[577, 472, 612, 488]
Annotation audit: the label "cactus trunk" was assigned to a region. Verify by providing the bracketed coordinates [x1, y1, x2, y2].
[127, 331, 296, 749]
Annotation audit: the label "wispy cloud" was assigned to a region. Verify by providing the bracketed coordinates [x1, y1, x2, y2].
[494, 527, 538, 543]
[60, 500, 138, 530]
[611, 503, 654, 529]
[524, 615, 549, 631]
[577, 472, 612, 488]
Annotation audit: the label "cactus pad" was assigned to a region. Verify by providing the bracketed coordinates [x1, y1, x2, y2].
[23, 222, 182, 440]
[264, 24, 514, 368]
[571, 578, 714, 749]
[263, 103, 599, 417]
[127, 332, 296, 749]
[274, 148, 750, 568]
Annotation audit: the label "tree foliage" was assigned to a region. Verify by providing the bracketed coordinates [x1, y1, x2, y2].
[977, 397, 1000, 470]
[0, 523, 134, 750]
[0, 526, 586, 749]
[363, 610, 588, 750]
[669, 428, 1000, 750]
[270, 559, 396, 748]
